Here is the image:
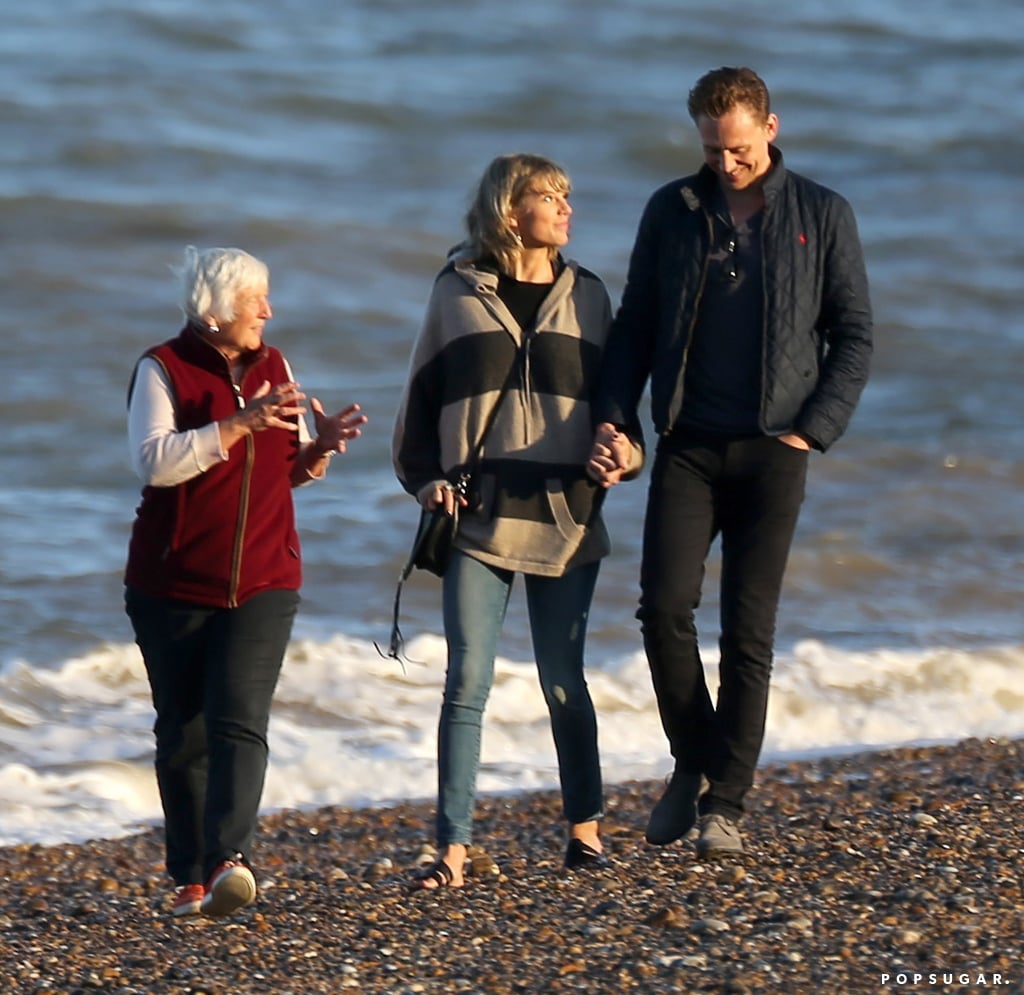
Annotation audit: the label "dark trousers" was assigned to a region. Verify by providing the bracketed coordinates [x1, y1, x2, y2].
[638, 433, 807, 820]
[125, 586, 299, 885]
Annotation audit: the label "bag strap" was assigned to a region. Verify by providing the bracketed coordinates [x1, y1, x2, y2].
[379, 341, 522, 664]
[463, 346, 521, 476]
[376, 501, 461, 666]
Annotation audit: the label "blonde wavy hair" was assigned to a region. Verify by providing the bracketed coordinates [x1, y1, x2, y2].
[459, 153, 571, 275]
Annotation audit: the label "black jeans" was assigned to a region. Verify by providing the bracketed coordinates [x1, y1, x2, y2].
[638, 433, 807, 820]
[125, 586, 299, 885]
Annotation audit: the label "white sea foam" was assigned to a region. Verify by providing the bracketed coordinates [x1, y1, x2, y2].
[2, 0, 1023, 855]
[2, 634, 1023, 846]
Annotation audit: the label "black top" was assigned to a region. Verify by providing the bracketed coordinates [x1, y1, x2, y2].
[595, 148, 873, 452]
[678, 190, 764, 435]
[497, 270, 557, 332]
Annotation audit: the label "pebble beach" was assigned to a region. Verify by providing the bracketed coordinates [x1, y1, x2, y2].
[2, 737, 1022, 995]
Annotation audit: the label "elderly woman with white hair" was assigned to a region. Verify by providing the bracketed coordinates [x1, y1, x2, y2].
[124, 245, 366, 918]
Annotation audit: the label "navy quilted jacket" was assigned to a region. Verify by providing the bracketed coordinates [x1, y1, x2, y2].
[598, 147, 872, 452]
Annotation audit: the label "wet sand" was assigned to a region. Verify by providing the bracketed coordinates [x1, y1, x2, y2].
[2, 736, 1022, 994]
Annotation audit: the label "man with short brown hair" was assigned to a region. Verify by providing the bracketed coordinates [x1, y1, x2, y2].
[591, 66, 873, 857]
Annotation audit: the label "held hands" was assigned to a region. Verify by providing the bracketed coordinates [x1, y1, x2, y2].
[587, 422, 633, 488]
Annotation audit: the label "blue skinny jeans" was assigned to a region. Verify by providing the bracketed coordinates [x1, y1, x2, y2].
[436, 550, 603, 845]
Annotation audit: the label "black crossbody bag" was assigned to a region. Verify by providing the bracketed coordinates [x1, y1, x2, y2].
[379, 362, 517, 663]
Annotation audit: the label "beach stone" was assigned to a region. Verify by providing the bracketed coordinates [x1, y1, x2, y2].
[645, 906, 685, 928]
[892, 928, 924, 945]
[693, 917, 730, 933]
[1, 738, 1023, 995]
[469, 854, 500, 877]
[363, 857, 394, 880]
[719, 865, 746, 884]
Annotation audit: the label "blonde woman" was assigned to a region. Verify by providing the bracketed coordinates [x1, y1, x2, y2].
[393, 155, 638, 888]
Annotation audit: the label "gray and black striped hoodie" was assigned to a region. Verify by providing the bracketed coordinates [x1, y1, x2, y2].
[393, 253, 625, 577]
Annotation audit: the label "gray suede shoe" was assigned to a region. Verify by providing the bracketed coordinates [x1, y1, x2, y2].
[695, 813, 745, 859]
[645, 769, 702, 845]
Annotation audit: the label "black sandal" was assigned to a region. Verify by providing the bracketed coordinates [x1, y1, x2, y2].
[564, 838, 609, 870]
[413, 858, 462, 890]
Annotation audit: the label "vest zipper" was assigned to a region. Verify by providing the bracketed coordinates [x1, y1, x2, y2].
[228, 376, 251, 607]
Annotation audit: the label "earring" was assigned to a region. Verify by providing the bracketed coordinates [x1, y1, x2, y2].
[208, 321, 220, 333]
[513, 232, 523, 245]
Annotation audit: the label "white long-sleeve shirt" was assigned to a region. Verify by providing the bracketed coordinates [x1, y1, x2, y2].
[128, 356, 312, 487]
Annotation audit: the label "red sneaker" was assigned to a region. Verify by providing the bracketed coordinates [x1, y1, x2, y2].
[172, 883, 205, 918]
[200, 857, 257, 917]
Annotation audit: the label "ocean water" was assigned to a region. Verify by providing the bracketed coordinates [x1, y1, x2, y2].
[1, 0, 1022, 846]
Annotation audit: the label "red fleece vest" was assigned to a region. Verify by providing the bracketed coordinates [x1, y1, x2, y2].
[125, 326, 302, 607]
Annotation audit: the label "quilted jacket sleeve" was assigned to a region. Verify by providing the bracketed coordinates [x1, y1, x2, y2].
[594, 195, 660, 448]
[794, 194, 873, 451]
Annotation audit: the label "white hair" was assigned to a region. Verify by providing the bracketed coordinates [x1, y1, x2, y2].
[175, 245, 269, 325]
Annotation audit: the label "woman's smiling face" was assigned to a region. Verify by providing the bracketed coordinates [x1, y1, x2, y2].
[216, 284, 273, 355]
[510, 182, 573, 250]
